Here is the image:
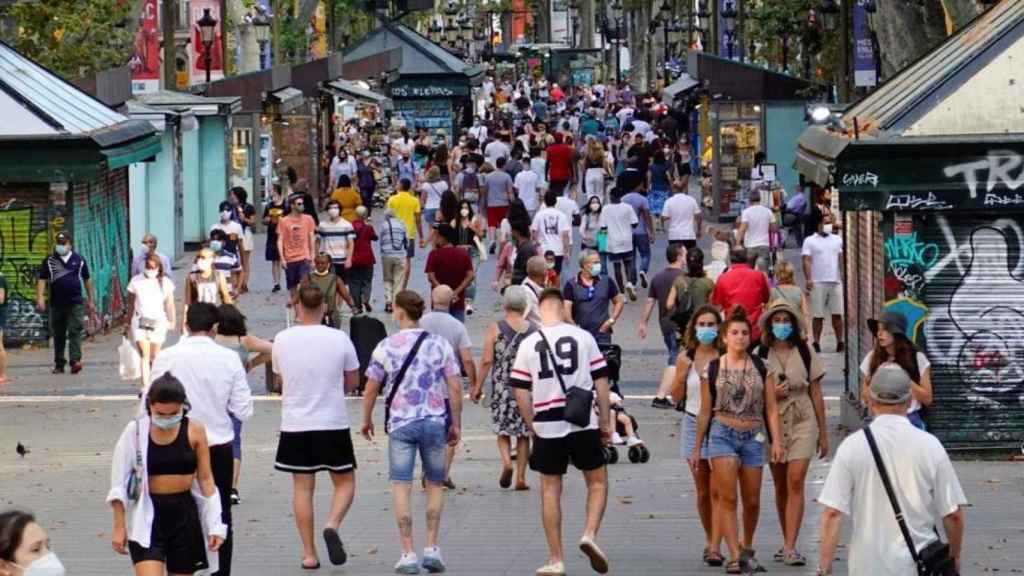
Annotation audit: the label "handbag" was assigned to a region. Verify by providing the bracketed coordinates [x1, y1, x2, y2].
[537, 329, 593, 428]
[384, 331, 429, 434]
[864, 426, 958, 576]
[138, 317, 160, 331]
[126, 420, 143, 502]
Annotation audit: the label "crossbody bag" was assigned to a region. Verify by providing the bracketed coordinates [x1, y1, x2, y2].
[384, 332, 429, 434]
[536, 329, 593, 428]
[126, 419, 143, 502]
[863, 426, 958, 576]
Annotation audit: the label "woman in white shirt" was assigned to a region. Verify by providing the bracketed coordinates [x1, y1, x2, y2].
[108, 374, 226, 575]
[126, 253, 176, 387]
[861, 312, 933, 430]
[419, 166, 450, 227]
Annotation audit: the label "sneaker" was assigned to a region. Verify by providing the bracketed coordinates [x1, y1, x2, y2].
[813, 342, 822, 353]
[625, 283, 637, 302]
[626, 436, 642, 447]
[272, 284, 281, 293]
[395, 552, 420, 574]
[579, 536, 609, 574]
[535, 561, 565, 576]
[611, 432, 624, 445]
[651, 397, 672, 409]
[674, 400, 686, 412]
[230, 489, 240, 505]
[639, 270, 649, 289]
[52, 365, 65, 374]
[421, 547, 446, 573]
[489, 242, 497, 255]
[70, 361, 83, 375]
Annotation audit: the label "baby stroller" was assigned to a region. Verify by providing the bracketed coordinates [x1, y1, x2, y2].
[599, 344, 651, 464]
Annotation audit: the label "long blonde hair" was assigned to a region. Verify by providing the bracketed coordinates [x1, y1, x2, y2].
[585, 138, 605, 165]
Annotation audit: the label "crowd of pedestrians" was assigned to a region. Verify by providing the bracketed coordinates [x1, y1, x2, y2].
[0, 76, 968, 576]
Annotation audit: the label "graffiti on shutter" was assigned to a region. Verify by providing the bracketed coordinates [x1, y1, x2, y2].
[883, 212, 1024, 448]
[72, 169, 130, 333]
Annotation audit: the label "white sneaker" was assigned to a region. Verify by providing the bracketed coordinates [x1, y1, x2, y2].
[536, 561, 565, 576]
[421, 547, 445, 573]
[626, 283, 637, 301]
[395, 552, 420, 574]
[611, 432, 625, 445]
[626, 436, 642, 447]
[579, 536, 609, 574]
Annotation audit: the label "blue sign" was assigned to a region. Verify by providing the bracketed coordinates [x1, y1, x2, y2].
[853, 1, 876, 87]
[718, 0, 743, 61]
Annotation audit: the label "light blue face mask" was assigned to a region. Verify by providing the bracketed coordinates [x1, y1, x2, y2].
[210, 240, 223, 252]
[772, 322, 794, 341]
[589, 263, 602, 276]
[695, 326, 718, 345]
[54, 244, 69, 257]
[152, 412, 183, 430]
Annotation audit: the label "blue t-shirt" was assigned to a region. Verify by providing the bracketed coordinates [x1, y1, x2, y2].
[38, 251, 90, 308]
[562, 275, 620, 343]
[621, 191, 651, 236]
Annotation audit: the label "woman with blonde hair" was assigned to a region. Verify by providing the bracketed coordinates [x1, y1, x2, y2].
[770, 261, 811, 337]
[582, 138, 612, 201]
[419, 166, 450, 227]
[125, 253, 176, 387]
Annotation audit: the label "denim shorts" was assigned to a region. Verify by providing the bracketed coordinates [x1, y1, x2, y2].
[680, 412, 709, 460]
[663, 331, 680, 366]
[705, 420, 766, 468]
[388, 418, 448, 483]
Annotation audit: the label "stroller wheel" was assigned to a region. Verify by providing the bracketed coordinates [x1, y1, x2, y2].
[639, 445, 651, 463]
[604, 446, 619, 465]
[628, 446, 641, 463]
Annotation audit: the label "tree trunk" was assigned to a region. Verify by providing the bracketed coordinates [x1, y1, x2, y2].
[162, 0, 177, 90]
[536, 0, 552, 43]
[579, 0, 595, 49]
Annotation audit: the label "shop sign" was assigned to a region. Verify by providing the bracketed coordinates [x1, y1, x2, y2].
[389, 80, 469, 98]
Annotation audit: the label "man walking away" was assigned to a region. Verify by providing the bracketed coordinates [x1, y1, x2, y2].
[817, 363, 966, 576]
[737, 189, 775, 272]
[621, 184, 655, 289]
[362, 291, 463, 574]
[532, 191, 572, 275]
[272, 286, 360, 569]
[801, 213, 845, 353]
[599, 189, 639, 301]
[511, 288, 612, 576]
[425, 224, 476, 323]
[387, 179, 426, 291]
[150, 302, 253, 575]
[36, 231, 96, 374]
[378, 208, 409, 313]
[661, 180, 702, 250]
[637, 244, 687, 408]
[711, 247, 770, 343]
[483, 157, 515, 240]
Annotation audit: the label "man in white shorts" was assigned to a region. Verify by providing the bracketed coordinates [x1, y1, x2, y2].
[801, 213, 844, 353]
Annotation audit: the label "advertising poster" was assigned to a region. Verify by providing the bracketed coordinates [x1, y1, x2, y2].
[129, 0, 160, 93]
[718, 0, 743, 61]
[853, 0, 877, 87]
[191, 0, 225, 84]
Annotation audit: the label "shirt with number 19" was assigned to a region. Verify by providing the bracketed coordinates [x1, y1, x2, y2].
[508, 323, 608, 439]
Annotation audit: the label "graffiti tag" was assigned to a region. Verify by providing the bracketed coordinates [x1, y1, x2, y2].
[983, 192, 1024, 206]
[841, 171, 880, 188]
[885, 192, 951, 211]
[889, 263, 926, 296]
[943, 150, 1024, 199]
[885, 232, 940, 270]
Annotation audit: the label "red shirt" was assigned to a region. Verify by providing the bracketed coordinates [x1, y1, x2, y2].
[425, 245, 474, 311]
[550, 86, 565, 102]
[710, 263, 770, 341]
[546, 143, 574, 182]
[350, 220, 377, 267]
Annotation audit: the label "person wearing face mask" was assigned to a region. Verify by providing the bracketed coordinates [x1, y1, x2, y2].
[316, 200, 355, 280]
[562, 250, 625, 347]
[184, 248, 234, 333]
[752, 300, 827, 568]
[278, 194, 318, 299]
[148, 304, 252, 576]
[109, 374, 227, 576]
[300, 253, 357, 328]
[208, 229, 241, 293]
[669, 305, 724, 567]
[125, 254, 176, 387]
[131, 234, 173, 278]
[0, 511, 65, 576]
[329, 148, 358, 192]
[638, 244, 687, 408]
[35, 231, 95, 375]
[395, 151, 419, 189]
[329, 175, 363, 222]
[800, 213, 845, 353]
[211, 201, 244, 260]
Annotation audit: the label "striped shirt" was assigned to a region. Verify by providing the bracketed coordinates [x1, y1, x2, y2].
[509, 323, 608, 439]
[317, 218, 355, 264]
[378, 217, 408, 258]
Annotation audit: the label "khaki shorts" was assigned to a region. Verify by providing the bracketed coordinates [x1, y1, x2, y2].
[810, 282, 843, 318]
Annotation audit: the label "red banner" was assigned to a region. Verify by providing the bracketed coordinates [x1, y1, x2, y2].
[190, 0, 224, 84]
[129, 0, 160, 93]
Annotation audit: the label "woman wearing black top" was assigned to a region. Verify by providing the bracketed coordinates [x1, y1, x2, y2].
[262, 183, 287, 292]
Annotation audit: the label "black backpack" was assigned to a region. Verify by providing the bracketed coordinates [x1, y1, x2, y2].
[705, 355, 771, 443]
[350, 315, 388, 393]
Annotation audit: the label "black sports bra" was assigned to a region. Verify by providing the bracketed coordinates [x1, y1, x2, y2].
[148, 417, 198, 476]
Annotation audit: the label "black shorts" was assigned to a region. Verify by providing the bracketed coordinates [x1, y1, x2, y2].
[129, 492, 208, 573]
[406, 242, 416, 259]
[265, 236, 280, 262]
[530, 429, 606, 476]
[274, 429, 357, 474]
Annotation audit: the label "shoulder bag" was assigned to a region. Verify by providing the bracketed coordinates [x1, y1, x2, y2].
[537, 329, 593, 428]
[863, 426, 958, 576]
[126, 419, 143, 502]
[384, 332, 429, 434]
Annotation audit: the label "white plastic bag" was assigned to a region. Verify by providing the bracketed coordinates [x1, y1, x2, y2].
[118, 337, 142, 381]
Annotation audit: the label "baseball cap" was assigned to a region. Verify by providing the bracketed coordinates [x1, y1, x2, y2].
[55, 231, 72, 242]
[867, 311, 909, 339]
[869, 362, 913, 405]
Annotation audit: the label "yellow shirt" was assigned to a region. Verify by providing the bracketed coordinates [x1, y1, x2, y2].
[330, 187, 363, 221]
[387, 191, 421, 237]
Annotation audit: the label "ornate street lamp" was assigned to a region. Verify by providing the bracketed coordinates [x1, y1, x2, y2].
[721, 0, 738, 59]
[697, 0, 711, 34]
[461, 15, 474, 43]
[196, 8, 218, 83]
[819, 0, 839, 32]
[252, 12, 271, 70]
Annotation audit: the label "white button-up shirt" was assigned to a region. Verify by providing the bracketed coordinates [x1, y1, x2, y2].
[149, 335, 253, 446]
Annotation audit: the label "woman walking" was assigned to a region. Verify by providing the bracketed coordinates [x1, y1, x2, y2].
[582, 139, 611, 201]
[580, 196, 607, 273]
[0, 511, 65, 575]
[454, 199, 485, 316]
[263, 184, 287, 293]
[183, 249, 233, 331]
[648, 150, 672, 226]
[770, 261, 812, 337]
[125, 253, 176, 387]
[758, 300, 827, 567]
[108, 374, 226, 575]
[228, 187, 256, 295]
[419, 167, 450, 227]
[690, 306, 783, 574]
[671, 304, 724, 566]
[473, 287, 534, 491]
[860, 311, 933, 429]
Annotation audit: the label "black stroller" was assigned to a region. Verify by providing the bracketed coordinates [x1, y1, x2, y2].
[599, 344, 651, 464]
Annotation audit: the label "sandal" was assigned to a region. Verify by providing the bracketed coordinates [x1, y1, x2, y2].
[724, 559, 742, 574]
[514, 482, 530, 491]
[703, 548, 724, 567]
[783, 550, 807, 566]
[773, 548, 785, 562]
[499, 467, 513, 489]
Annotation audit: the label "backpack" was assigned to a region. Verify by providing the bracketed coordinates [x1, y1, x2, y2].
[705, 355, 771, 443]
[350, 315, 388, 393]
[669, 276, 695, 332]
[460, 170, 480, 203]
[752, 341, 812, 379]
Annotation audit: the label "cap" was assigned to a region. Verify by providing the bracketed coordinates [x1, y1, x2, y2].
[287, 193, 305, 205]
[869, 362, 913, 405]
[55, 230, 72, 242]
[867, 311, 909, 339]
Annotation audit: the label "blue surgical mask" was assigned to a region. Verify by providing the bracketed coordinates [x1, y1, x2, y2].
[210, 240, 223, 252]
[695, 326, 718, 345]
[589, 263, 602, 276]
[152, 412, 183, 430]
[772, 322, 794, 341]
[54, 244, 69, 256]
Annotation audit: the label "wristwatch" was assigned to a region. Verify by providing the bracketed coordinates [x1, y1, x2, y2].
[607, 318, 617, 326]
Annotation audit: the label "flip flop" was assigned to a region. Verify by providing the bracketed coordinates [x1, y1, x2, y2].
[499, 467, 513, 489]
[515, 483, 530, 491]
[579, 536, 609, 574]
[322, 527, 347, 566]
[301, 560, 321, 570]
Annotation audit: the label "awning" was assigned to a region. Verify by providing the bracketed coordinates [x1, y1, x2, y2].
[662, 73, 698, 103]
[793, 125, 851, 187]
[100, 132, 163, 170]
[0, 132, 162, 182]
[322, 79, 393, 111]
[267, 87, 305, 112]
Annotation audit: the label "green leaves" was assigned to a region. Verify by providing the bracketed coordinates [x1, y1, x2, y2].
[2, 0, 134, 78]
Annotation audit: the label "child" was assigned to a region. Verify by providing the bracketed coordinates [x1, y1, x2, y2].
[609, 389, 643, 448]
[209, 229, 241, 293]
[543, 250, 560, 288]
[299, 252, 355, 328]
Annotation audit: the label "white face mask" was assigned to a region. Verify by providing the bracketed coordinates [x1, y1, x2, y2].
[460, 209, 470, 217]
[328, 207, 341, 218]
[197, 259, 213, 272]
[16, 552, 66, 576]
[822, 224, 834, 235]
[220, 210, 231, 222]
[144, 269, 158, 279]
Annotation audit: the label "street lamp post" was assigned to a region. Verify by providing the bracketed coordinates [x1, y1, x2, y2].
[611, 0, 624, 85]
[253, 12, 271, 71]
[568, 0, 580, 47]
[819, 0, 839, 32]
[197, 8, 218, 84]
[722, 0, 738, 60]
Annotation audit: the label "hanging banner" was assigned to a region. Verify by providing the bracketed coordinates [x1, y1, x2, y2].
[551, 0, 569, 45]
[853, 0, 877, 87]
[129, 0, 160, 93]
[191, 0, 225, 84]
[718, 0, 743, 61]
